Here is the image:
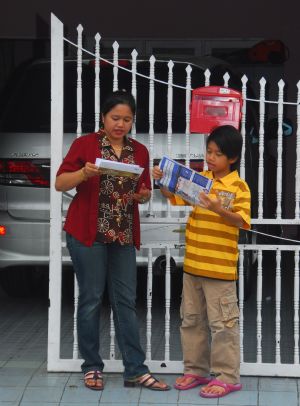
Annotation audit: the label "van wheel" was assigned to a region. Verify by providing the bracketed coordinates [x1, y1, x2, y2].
[152, 255, 176, 276]
[152, 256, 182, 302]
[0, 266, 48, 298]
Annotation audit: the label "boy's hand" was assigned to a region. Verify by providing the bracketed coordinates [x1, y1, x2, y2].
[199, 192, 244, 228]
[152, 166, 163, 180]
[152, 165, 174, 198]
[199, 191, 222, 214]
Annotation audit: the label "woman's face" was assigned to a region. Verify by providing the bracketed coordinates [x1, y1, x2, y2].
[102, 104, 134, 143]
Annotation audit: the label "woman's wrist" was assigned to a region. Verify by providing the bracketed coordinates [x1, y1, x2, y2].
[80, 167, 88, 182]
[140, 195, 150, 204]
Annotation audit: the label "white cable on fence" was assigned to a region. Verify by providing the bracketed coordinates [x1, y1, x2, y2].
[64, 38, 188, 90]
[246, 97, 300, 106]
[141, 222, 300, 244]
[64, 37, 300, 106]
[245, 229, 300, 244]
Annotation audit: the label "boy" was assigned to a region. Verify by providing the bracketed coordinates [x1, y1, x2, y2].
[152, 125, 251, 398]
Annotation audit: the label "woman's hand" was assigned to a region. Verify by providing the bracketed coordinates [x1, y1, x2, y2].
[83, 162, 101, 180]
[152, 165, 163, 180]
[133, 183, 151, 204]
[55, 162, 100, 192]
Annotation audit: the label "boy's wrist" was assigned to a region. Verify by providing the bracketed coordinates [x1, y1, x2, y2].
[160, 186, 173, 196]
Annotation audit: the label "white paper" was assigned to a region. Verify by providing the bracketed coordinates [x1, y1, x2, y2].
[95, 158, 144, 177]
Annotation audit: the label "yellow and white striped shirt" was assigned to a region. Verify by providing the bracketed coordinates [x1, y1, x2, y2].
[170, 170, 251, 281]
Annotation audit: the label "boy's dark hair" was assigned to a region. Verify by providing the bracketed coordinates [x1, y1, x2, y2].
[206, 125, 243, 171]
[101, 90, 136, 116]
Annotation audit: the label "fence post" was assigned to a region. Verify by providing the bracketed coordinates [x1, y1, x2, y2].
[94, 33, 101, 133]
[48, 13, 64, 371]
[185, 64, 192, 169]
[240, 75, 248, 180]
[276, 79, 284, 219]
[258, 77, 266, 219]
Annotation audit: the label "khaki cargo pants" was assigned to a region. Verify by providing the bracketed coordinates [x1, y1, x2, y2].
[180, 273, 240, 384]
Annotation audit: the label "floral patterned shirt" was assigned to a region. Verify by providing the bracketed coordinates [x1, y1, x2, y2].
[96, 131, 138, 245]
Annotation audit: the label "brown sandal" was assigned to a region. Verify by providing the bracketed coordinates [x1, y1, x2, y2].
[84, 370, 104, 391]
[124, 373, 170, 391]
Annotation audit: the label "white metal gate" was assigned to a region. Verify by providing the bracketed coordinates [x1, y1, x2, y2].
[48, 13, 300, 376]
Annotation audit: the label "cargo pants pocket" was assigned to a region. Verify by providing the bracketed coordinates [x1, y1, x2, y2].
[220, 294, 239, 328]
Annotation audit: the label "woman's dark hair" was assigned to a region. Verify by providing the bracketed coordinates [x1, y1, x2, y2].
[206, 125, 243, 171]
[101, 90, 136, 116]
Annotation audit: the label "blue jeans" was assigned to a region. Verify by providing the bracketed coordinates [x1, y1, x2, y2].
[66, 234, 149, 379]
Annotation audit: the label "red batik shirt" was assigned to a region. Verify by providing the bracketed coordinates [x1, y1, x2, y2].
[96, 132, 138, 244]
[56, 132, 151, 249]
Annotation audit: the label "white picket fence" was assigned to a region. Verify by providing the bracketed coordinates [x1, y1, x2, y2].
[48, 13, 300, 376]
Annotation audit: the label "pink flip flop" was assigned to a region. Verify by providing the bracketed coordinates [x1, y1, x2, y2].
[200, 378, 242, 398]
[174, 374, 211, 390]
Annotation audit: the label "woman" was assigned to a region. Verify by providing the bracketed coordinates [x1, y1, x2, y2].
[55, 90, 170, 391]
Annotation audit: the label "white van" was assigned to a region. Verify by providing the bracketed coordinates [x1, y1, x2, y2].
[0, 56, 258, 297]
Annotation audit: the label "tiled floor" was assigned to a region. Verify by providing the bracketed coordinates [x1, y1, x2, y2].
[1, 261, 300, 405]
[0, 362, 300, 406]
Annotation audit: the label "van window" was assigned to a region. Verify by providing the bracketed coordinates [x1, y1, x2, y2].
[0, 62, 95, 133]
[1, 63, 51, 132]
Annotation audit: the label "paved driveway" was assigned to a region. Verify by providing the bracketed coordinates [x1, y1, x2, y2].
[0, 257, 299, 405]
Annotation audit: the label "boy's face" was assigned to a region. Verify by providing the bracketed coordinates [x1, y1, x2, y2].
[205, 141, 237, 178]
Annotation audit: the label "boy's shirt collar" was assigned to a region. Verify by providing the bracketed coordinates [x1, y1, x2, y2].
[205, 170, 240, 187]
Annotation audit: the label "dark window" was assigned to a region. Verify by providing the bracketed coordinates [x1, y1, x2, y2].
[0, 59, 252, 134]
[0, 61, 96, 133]
[0, 63, 51, 132]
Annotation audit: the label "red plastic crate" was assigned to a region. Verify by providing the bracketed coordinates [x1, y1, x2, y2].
[190, 86, 243, 134]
